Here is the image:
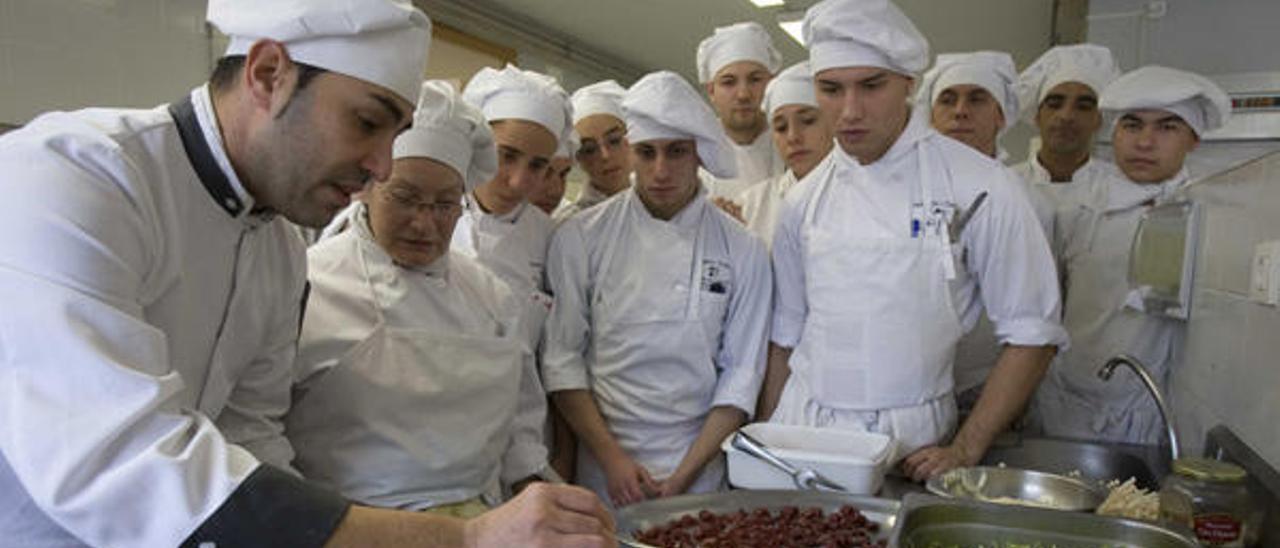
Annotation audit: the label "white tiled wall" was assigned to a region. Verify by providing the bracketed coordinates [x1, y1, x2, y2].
[1177, 151, 1280, 470]
[0, 0, 212, 126]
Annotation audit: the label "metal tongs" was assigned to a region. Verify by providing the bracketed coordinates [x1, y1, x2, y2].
[730, 431, 848, 492]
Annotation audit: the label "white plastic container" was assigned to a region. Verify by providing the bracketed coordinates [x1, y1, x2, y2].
[720, 422, 897, 495]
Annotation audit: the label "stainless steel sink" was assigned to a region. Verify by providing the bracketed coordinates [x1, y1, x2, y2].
[981, 437, 1167, 490]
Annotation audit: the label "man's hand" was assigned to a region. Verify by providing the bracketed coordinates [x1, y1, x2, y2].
[711, 197, 745, 224]
[901, 444, 974, 482]
[464, 483, 616, 548]
[600, 450, 660, 507]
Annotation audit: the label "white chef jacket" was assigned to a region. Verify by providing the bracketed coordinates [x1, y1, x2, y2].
[288, 204, 548, 508]
[705, 129, 783, 199]
[1036, 163, 1188, 445]
[735, 169, 798, 250]
[541, 186, 771, 494]
[771, 109, 1067, 422]
[1012, 155, 1112, 234]
[552, 182, 617, 224]
[0, 87, 344, 547]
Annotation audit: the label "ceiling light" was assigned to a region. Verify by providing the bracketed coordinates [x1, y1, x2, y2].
[750, 0, 786, 7]
[778, 19, 804, 45]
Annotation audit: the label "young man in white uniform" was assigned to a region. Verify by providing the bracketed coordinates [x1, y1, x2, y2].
[916, 51, 1055, 414]
[736, 61, 834, 249]
[286, 81, 552, 518]
[1037, 66, 1230, 445]
[555, 80, 633, 223]
[0, 1, 613, 546]
[543, 71, 771, 508]
[455, 65, 572, 346]
[761, 0, 1068, 482]
[1013, 45, 1121, 210]
[696, 22, 785, 199]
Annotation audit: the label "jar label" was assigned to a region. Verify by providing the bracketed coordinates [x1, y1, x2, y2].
[1194, 513, 1243, 545]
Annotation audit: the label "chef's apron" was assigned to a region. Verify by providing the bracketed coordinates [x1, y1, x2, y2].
[575, 192, 729, 507]
[286, 237, 524, 510]
[773, 142, 964, 457]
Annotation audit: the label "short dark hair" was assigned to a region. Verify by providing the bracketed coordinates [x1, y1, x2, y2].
[208, 55, 326, 94]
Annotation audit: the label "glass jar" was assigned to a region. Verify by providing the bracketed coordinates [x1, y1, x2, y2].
[1159, 457, 1262, 547]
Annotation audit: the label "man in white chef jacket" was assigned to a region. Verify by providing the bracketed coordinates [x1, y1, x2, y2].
[696, 22, 785, 199]
[1013, 44, 1121, 210]
[554, 80, 633, 223]
[760, 0, 1068, 482]
[543, 71, 772, 508]
[735, 61, 834, 250]
[455, 65, 571, 346]
[1036, 66, 1231, 445]
[0, 1, 614, 546]
[916, 51, 1055, 415]
[285, 80, 552, 518]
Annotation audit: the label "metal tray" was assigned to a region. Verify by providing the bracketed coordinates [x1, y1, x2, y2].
[925, 466, 1106, 512]
[890, 493, 1199, 548]
[615, 489, 899, 545]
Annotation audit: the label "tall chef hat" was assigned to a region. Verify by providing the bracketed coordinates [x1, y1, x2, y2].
[463, 64, 574, 153]
[1015, 44, 1120, 124]
[208, 0, 431, 104]
[393, 80, 497, 192]
[623, 71, 737, 179]
[803, 0, 930, 77]
[1101, 65, 1232, 138]
[696, 22, 783, 83]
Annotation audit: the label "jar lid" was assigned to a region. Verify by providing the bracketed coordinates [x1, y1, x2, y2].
[1173, 457, 1247, 482]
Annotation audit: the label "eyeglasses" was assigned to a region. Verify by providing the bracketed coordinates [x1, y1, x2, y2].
[383, 189, 463, 219]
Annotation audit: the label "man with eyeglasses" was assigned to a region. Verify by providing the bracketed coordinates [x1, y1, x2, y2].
[285, 80, 556, 517]
[554, 80, 633, 223]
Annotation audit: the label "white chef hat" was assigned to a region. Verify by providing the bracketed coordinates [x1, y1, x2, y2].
[763, 61, 818, 118]
[1101, 65, 1232, 138]
[623, 71, 737, 179]
[803, 0, 930, 77]
[696, 22, 783, 83]
[571, 80, 628, 125]
[463, 64, 574, 152]
[393, 80, 497, 192]
[1015, 44, 1120, 123]
[917, 51, 1020, 131]
[208, 0, 431, 104]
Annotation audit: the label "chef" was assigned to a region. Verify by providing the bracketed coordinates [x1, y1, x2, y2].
[736, 61, 834, 249]
[696, 22, 785, 199]
[554, 80, 632, 222]
[761, 0, 1068, 482]
[0, 1, 613, 547]
[916, 51, 1055, 414]
[455, 65, 571, 347]
[1037, 66, 1230, 444]
[534, 147, 575, 216]
[542, 71, 771, 507]
[1013, 44, 1121, 204]
[285, 80, 552, 518]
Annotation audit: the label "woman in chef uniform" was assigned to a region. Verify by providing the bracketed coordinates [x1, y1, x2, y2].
[1037, 66, 1231, 444]
[735, 60, 834, 249]
[286, 80, 551, 518]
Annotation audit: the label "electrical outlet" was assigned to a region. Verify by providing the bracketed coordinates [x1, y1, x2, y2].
[1250, 241, 1280, 305]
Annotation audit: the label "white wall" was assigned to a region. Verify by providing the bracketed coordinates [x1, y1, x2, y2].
[0, 0, 213, 126]
[1089, 0, 1280, 75]
[1176, 151, 1280, 472]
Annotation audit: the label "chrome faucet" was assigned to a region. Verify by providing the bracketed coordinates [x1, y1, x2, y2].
[1097, 354, 1181, 461]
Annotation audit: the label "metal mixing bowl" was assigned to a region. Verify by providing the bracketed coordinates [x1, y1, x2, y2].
[925, 465, 1107, 512]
